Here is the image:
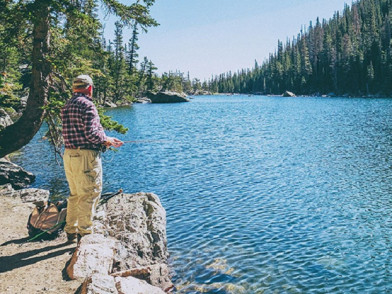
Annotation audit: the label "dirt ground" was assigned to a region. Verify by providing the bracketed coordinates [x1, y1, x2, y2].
[0, 197, 82, 294]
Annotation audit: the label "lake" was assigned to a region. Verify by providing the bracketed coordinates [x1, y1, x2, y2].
[14, 95, 392, 293]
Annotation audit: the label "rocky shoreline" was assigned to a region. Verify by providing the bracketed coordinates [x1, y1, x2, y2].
[0, 183, 172, 293]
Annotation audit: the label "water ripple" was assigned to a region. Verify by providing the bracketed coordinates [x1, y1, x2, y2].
[15, 96, 392, 293]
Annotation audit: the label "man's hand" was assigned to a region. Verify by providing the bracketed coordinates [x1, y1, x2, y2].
[104, 137, 124, 148]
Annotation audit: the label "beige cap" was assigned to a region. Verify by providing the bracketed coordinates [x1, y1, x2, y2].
[72, 74, 93, 89]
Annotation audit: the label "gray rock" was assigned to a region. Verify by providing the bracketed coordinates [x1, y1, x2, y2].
[283, 91, 296, 97]
[116, 101, 132, 107]
[0, 184, 16, 197]
[147, 91, 190, 103]
[0, 158, 35, 189]
[66, 234, 117, 280]
[20, 95, 28, 108]
[17, 188, 50, 203]
[95, 192, 172, 291]
[192, 90, 212, 96]
[68, 192, 172, 292]
[80, 274, 118, 294]
[0, 184, 49, 203]
[114, 276, 165, 294]
[104, 101, 117, 108]
[148, 264, 172, 291]
[80, 273, 164, 294]
[0, 108, 13, 130]
[135, 97, 152, 104]
[102, 193, 168, 266]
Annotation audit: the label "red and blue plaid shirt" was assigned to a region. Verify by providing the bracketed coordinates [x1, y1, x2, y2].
[61, 93, 107, 150]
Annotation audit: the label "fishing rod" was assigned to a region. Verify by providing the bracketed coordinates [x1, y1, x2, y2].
[25, 221, 66, 243]
[99, 189, 123, 205]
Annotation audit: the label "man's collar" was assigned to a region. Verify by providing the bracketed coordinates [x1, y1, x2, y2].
[73, 92, 92, 101]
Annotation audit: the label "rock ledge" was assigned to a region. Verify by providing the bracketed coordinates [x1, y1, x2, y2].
[67, 191, 173, 293]
[0, 158, 35, 189]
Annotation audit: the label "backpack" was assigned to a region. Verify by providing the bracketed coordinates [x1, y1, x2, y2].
[27, 200, 67, 240]
[25, 189, 122, 241]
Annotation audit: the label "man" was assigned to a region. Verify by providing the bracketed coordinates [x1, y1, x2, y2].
[61, 74, 123, 242]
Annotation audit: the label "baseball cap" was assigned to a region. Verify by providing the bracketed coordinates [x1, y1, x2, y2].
[72, 74, 94, 89]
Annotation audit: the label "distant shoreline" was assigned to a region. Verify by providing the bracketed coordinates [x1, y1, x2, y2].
[192, 92, 392, 99]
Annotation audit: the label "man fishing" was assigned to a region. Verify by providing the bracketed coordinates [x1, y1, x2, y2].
[61, 74, 123, 243]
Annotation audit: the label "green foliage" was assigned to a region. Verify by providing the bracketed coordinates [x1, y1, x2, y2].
[97, 107, 128, 134]
[0, 1, 27, 111]
[42, 100, 65, 116]
[155, 70, 205, 94]
[101, 0, 158, 28]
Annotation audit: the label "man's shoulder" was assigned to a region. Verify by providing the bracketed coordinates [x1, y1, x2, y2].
[68, 94, 95, 108]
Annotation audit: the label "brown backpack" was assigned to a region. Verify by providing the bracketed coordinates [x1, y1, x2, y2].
[27, 200, 67, 240]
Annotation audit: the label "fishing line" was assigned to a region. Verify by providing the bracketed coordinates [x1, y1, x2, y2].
[122, 140, 172, 144]
[101, 140, 173, 163]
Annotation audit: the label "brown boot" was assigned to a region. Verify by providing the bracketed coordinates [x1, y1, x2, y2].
[66, 233, 77, 243]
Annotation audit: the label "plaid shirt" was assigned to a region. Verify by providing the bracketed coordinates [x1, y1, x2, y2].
[61, 93, 107, 150]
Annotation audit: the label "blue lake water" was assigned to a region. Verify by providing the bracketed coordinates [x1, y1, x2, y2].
[14, 95, 392, 293]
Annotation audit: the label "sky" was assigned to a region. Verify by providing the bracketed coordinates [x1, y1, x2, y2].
[101, 0, 351, 81]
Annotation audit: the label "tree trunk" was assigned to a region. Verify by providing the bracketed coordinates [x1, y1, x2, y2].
[0, 0, 51, 158]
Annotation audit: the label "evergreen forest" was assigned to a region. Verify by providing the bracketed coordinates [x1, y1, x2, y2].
[206, 0, 392, 96]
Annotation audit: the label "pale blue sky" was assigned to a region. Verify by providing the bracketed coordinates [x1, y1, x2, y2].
[101, 0, 351, 80]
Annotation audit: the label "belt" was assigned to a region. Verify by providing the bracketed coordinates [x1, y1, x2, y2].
[65, 147, 101, 152]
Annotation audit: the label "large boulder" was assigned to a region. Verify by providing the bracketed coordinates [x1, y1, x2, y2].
[147, 91, 190, 103]
[0, 158, 35, 189]
[104, 192, 171, 290]
[103, 192, 168, 267]
[67, 192, 173, 292]
[135, 97, 152, 104]
[283, 91, 296, 97]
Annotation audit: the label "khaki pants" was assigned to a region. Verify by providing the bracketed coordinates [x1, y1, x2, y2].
[63, 148, 102, 236]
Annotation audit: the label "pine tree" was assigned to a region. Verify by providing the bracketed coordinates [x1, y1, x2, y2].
[127, 22, 140, 75]
[112, 21, 126, 102]
[146, 59, 157, 91]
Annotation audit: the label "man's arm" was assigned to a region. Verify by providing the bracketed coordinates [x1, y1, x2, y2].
[83, 103, 107, 145]
[83, 102, 124, 148]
